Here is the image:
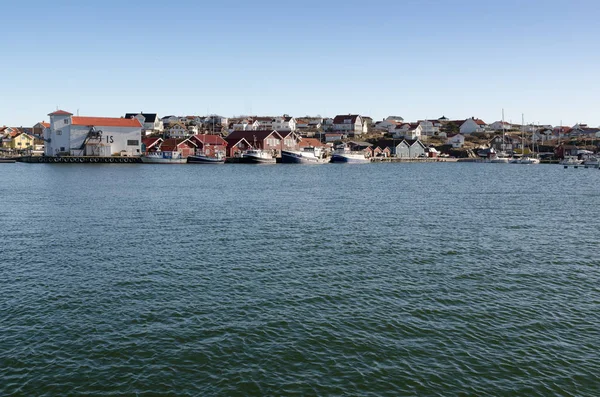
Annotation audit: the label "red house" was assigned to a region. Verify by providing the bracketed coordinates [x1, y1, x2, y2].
[190, 134, 227, 157]
[225, 130, 284, 157]
[224, 137, 252, 158]
[159, 138, 197, 157]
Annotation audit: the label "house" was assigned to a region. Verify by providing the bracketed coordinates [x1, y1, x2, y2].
[272, 115, 296, 132]
[161, 115, 180, 128]
[44, 110, 142, 157]
[325, 133, 345, 143]
[418, 120, 441, 136]
[459, 118, 486, 134]
[407, 139, 426, 157]
[489, 121, 513, 132]
[488, 135, 520, 153]
[125, 112, 163, 135]
[252, 117, 274, 130]
[159, 138, 197, 157]
[224, 137, 252, 158]
[225, 130, 284, 157]
[229, 118, 253, 132]
[371, 139, 398, 157]
[395, 140, 411, 158]
[4, 132, 35, 151]
[447, 134, 465, 148]
[190, 134, 227, 158]
[167, 122, 190, 138]
[277, 130, 301, 152]
[386, 116, 404, 123]
[394, 123, 422, 140]
[142, 137, 163, 153]
[332, 114, 368, 135]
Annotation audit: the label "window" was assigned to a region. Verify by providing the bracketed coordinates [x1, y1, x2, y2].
[127, 140, 139, 146]
[60, 147, 65, 152]
[56, 130, 62, 135]
[64, 119, 69, 124]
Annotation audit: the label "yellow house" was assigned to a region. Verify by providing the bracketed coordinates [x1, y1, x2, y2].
[5, 133, 35, 150]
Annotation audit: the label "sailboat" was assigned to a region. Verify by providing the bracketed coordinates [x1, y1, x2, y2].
[511, 114, 540, 164]
[488, 109, 510, 163]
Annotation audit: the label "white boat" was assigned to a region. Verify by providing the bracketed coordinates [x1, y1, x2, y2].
[281, 147, 330, 164]
[330, 146, 371, 163]
[559, 156, 583, 166]
[187, 153, 225, 164]
[488, 150, 510, 163]
[141, 151, 187, 164]
[241, 149, 276, 164]
[519, 156, 541, 165]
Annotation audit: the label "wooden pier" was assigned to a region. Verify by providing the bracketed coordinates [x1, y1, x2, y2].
[17, 156, 142, 164]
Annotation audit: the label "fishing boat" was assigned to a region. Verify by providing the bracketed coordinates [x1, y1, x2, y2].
[187, 153, 225, 164]
[241, 149, 276, 164]
[281, 147, 330, 164]
[330, 143, 371, 163]
[141, 151, 187, 164]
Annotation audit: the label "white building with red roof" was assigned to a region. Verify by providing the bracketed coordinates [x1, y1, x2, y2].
[45, 110, 143, 157]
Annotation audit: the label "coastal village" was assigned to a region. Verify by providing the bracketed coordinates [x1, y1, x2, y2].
[1, 110, 599, 165]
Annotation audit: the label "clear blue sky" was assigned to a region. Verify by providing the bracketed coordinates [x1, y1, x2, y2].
[2, 0, 599, 127]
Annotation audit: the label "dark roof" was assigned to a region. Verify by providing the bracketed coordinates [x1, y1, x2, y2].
[405, 139, 425, 147]
[371, 139, 397, 149]
[226, 130, 282, 144]
[125, 113, 157, 123]
[191, 134, 227, 146]
[333, 114, 361, 124]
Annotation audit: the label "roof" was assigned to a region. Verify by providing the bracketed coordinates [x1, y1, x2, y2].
[226, 129, 282, 143]
[371, 139, 397, 149]
[192, 134, 227, 146]
[48, 110, 73, 116]
[225, 136, 252, 148]
[473, 118, 487, 126]
[72, 116, 142, 128]
[299, 138, 326, 148]
[142, 137, 163, 149]
[333, 114, 361, 124]
[160, 138, 197, 152]
[125, 113, 157, 123]
[41, 122, 50, 128]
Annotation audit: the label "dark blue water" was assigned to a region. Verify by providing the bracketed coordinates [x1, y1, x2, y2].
[1, 162, 599, 396]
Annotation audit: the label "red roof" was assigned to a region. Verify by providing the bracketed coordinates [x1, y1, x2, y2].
[72, 116, 142, 128]
[48, 110, 73, 116]
[160, 138, 197, 152]
[473, 118, 487, 126]
[226, 130, 282, 144]
[192, 134, 227, 146]
[299, 138, 326, 148]
[142, 137, 163, 149]
[41, 122, 50, 128]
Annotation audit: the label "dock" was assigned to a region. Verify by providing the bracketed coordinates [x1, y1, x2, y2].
[17, 156, 142, 164]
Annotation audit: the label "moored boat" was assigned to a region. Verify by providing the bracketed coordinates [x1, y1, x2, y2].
[0, 157, 17, 163]
[141, 151, 187, 164]
[187, 153, 225, 164]
[559, 156, 583, 166]
[281, 147, 330, 164]
[241, 149, 276, 164]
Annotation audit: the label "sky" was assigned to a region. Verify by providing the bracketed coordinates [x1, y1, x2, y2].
[1, 0, 599, 127]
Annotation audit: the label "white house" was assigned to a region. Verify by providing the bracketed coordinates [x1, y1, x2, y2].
[252, 117, 274, 130]
[125, 112, 163, 136]
[44, 110, 142, 157]
[459, 118, 486, 134]
[418, 120, 440, 136]
[272, 115, 296, 131]
[332, 114, 367, 135]
[447, 134, 465, 148]
[167, 123, 190, 138]
[488, 121, 512, 132]
[393, 123, 422, 140]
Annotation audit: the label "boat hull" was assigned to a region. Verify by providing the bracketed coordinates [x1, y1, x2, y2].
[330, 154, 370, 163]
[187, 155, 225, 164]
[241, 155, 276, 164]
[281, 151, 330, 164]
[141, 157, 187, 164]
